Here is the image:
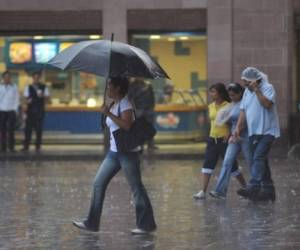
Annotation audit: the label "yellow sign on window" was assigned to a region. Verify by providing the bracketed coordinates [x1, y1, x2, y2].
[59, 42, 74, 52]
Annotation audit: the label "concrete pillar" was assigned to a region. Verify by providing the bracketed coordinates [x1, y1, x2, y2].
[102, 0, 127, 42]
[207, 0, 233, 85]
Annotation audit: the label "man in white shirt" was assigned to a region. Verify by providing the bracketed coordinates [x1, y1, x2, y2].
[0, 71, 19, 153]
[22, 71, 50, 152]
[235, 67, 280, 202]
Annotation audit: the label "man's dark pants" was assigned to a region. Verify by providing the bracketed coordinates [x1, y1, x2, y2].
[23, 113, 44, 150]
[248, 134, 275, 193]
[0, 111, 16, 151]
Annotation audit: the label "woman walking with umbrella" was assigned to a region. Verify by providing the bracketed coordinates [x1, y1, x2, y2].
[73, 77, 156, 234]
[48, 37, 169, 233]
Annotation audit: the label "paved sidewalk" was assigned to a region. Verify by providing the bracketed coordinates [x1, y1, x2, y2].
[0, 143, 207, 161]
[0, 142, 290, 161]
[0, 157, 299, 249]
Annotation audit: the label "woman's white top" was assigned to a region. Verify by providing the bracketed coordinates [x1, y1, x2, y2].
[106, 96, 140, 152]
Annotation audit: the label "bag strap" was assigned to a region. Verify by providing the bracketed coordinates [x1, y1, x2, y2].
[117, 103, 121, 117]
[108, 101, 115, 110]
[101, 101, 115, 129]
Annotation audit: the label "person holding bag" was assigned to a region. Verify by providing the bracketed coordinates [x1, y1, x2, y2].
[73, 77, 156, 234]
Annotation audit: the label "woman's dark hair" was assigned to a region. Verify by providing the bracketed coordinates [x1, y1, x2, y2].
[209, 82, 231, 102]
[109, 77, 129, 96]
[227, 82, 245, 95]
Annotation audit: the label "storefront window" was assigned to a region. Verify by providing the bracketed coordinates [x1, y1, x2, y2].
[0, 35, 104, 107]
[0, 33, 207, 108]
[130, 32, 207, 106]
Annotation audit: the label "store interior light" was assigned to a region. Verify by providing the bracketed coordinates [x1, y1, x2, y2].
[87, 98, 97, 107]
[89, 35, 101, 40]
[168, 37, 176, 42]
[179, 36, 189, 40]
[33, 36, 44, 40]
[150, 35, 161, 40]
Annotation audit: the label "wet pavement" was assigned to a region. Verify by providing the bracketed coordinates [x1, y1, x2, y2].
[0, 143, 207, 161]
[0, 157, 299, 250]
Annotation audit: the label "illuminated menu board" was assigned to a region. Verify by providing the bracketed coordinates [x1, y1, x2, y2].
[9, 42, 32, 64]
[34, 42, 58, 63]
[5, 39, 82, 69]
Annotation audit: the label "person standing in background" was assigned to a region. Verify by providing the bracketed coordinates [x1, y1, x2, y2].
[0, 70, 19, 153]
[157, 82, 174, 104]
[22, 71, 50, 152]
[128, 78, 157, 152]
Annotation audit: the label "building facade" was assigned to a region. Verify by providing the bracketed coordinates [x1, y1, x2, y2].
[0, 0, 299, 143]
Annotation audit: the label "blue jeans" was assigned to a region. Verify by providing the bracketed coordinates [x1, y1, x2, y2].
[85, 151, 156, 231]
[248, 135, 275, 190]
[214, 137, 251, 196]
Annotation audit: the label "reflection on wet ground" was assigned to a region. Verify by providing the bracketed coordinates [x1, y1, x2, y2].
[0, 157, 299, 249]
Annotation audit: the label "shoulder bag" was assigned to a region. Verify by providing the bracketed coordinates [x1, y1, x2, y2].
[112, 103, 156, 152]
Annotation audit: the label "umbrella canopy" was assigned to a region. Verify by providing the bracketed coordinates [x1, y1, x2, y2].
[48, 40, 169, 79]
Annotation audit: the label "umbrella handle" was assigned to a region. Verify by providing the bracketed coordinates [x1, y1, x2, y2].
[101, 33, 114, 129]
[102, 33, 114, 106]
[102, 32, 114, 104]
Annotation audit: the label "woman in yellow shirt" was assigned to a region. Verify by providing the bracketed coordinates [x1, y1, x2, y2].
[193, 83, 246, 199]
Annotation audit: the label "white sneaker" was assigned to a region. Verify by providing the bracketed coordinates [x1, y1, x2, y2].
[131, 228, 154, 235]
[193, 190, 206, 199]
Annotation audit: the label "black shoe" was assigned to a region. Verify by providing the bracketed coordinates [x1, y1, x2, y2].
[72, 221, 99, 232]
[237, 187, 260, 199]
[253, 188, 276, 202]
[236, 187, 249, 198]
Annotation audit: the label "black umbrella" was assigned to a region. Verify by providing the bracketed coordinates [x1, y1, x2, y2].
[48, 39, 169, 79]
[48, 37, 170, 130]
